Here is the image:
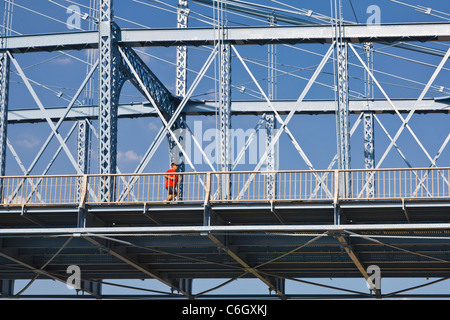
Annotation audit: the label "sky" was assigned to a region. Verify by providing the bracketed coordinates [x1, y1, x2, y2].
[3, 0, 450, 176]
[1, 0, 450, 298]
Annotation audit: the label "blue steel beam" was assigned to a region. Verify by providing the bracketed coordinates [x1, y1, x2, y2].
[6, 98, 450, 123]
[333, 1, 351, 199]
[0, 53, 8, 178]
[0, 0, 13, 181]
[98, 0, 124, 201]
[175, 0, 189, 199]
[1, 23, 450, 53]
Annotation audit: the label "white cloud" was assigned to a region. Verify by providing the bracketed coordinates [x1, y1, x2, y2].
[55, 57, 75, 65]
[15, 134, 40, 149]
[117, 150, 143, 162]
[147, 122, 159, 132]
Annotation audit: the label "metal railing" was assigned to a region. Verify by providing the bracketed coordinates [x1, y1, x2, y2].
[0, 167, 449, 207]
[344, 168, 450, 200]
[209, 170, 335, 202]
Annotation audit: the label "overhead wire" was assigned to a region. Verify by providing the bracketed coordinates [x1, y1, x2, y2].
[48, 0, 96, 24]
[12, 0, 445, 103]
[268, 0, 334, 23]
[5, 0, 449, 132]
[137, 0, 362, 99]
[7, 0, 448, 102]
[9, 0, 86, 31]
[134, 48, 264, 100]
[390, 0, 450, 21]
[3, 1, 146, 105]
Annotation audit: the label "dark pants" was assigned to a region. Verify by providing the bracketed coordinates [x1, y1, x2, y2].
[167, 186, 177, 196]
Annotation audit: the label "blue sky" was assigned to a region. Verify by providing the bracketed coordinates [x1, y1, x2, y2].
[4, 0, 450, 176]
[2, 0, 450, 297]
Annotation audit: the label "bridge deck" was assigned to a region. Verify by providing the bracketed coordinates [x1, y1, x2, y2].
[0, 168, 449, 298]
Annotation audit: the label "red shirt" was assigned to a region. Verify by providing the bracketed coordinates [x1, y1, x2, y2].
[165, 168, 178, 188]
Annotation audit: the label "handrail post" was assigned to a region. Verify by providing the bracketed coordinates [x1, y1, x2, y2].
[334, 170, 341, 225]
[203, 172, 212, 229]
[334, 170, 340, 205]
[79, 174, 88, 209]
[204, 172, 211, 206]
[77, 174, 89, 228]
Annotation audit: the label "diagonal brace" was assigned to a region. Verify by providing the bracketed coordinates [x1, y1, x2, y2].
[7, 51, 82, 174]
[335, 234, 381, 297]
[207, 233, 287, 299]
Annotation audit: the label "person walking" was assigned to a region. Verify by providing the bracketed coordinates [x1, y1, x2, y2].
[164, 162, 181, 202]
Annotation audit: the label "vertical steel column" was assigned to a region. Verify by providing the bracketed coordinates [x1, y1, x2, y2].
[267, 15, 277, 103]
[78, 0, 96, 205]
[363, 42, 375, 198]
[77, 119, 90, 227]
[0, 0, 13, 204]
[173, 0, 189, 200]
[85, 0, 98, 106]
[266, 15, 278, 200]
[334, 0, 351, 198]
[336, 45, 350, 171]
[99, 0, 120, 201]
[219, 44, 231, 173]
[265, 113, 278, 200]
[217, 1, 232, 200]
[77, 120, 90, 170]
[176, 0, 188, 99]
[0, 0, 13, 178]
[0, 53, 9, 178]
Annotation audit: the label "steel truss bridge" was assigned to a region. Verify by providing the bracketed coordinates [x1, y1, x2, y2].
[0, 0, 449, 299]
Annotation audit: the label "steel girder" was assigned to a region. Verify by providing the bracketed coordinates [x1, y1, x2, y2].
[218, 40, 232, 200]
[335, 43, 351, 197]
[175, 0, 189, 182]
[0, 0, 12, 179]
[363, 43, 375, 198]
[6, 98, 450, 124]
[176, 0, 189, 99]
[0, 53, 8, 178]
[264, 16, 278, 201]
[98, 0, 123, 201]
[333, 1, 351, 199]
[264, 113, 277, 200]
[77, 120, 90, 175]
[0, 53, 8, 220]
[2, 23, 450, 54]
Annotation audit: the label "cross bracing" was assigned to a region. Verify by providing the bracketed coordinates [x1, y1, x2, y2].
[0, 0, 449, 299]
